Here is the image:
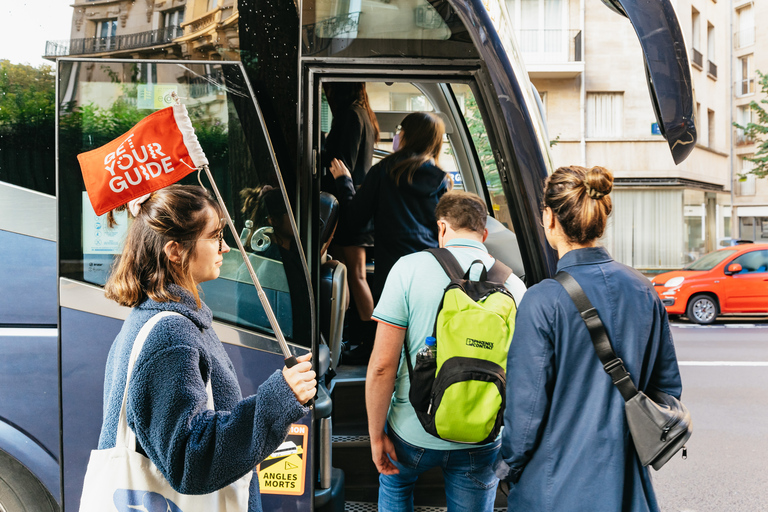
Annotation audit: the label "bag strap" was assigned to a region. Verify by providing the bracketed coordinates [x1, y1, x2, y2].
[486, 258, 513, 285]
[554, 271, 638, 401]
[116, 311, 215, 451]
[425, 247, 466, 281]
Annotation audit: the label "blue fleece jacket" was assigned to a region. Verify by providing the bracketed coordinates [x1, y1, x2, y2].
[98, 284, 308, 511]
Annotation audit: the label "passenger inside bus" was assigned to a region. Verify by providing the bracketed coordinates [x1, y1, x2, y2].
[321, 82, 380, 355]
[330, 111, 452, 364]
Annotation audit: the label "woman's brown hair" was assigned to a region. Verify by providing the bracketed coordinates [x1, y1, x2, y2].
[542, 165, 613, 244]
[389, 112, 446, 186]
[104, 185, 224, 308]
[324, 82, 380, 143]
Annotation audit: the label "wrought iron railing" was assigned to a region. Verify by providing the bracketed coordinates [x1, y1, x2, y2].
[45, 26, 183, 56]
[516, 30, 583, 63]
[707, 60, 717, 79]
[691, 48, 703, 68]
[302, 12, 361, 56]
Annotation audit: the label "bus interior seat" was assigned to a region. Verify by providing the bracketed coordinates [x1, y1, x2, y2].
[318, 192, 349, 372]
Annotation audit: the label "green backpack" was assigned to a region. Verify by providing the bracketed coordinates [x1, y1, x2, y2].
[405, 248, 516, 444]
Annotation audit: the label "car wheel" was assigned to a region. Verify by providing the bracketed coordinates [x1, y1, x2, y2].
[0, 451, 58, 512]
[686, 294, 718, 325]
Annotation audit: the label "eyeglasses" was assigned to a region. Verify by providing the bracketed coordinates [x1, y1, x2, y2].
[198, 230, 225, 252]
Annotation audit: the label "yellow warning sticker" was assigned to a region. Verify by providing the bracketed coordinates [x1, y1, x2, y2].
[257, 423, 307, 495]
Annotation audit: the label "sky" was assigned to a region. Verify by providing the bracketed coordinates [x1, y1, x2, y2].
[1, 1, 74, 67]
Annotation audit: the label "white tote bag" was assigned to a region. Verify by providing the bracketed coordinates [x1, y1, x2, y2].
[79, 311, 252, 512]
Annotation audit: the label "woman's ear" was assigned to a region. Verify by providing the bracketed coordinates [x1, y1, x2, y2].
[164, 240, 183, 265]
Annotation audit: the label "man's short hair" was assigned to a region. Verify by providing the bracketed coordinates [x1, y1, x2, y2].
[435, 190, 487, 234]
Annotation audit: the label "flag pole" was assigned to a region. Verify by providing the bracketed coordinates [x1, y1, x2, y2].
[200, 165, 312, 406]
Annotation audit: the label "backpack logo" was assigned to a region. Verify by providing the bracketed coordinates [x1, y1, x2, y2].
[466, 338, 494, 350]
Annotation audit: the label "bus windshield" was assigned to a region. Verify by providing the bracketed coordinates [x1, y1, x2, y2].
[684, 249, 737, 271]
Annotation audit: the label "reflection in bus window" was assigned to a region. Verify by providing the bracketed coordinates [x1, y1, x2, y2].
[301, 0, 479, 58]
[57, 61, 309, 344]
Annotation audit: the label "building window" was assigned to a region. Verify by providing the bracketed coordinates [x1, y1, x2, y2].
[706, 23, 717, 78]
[736, 4, 754, 49]
[691, 8, 702, 68]
[586, 92, 623, 138]
[739, 157, 756, 196]
[95, 19, 117, 50]
[390, 92, 431, 112]
[163, 8, 185, 38]
[509, 0, 570, 62]
[738, 54, 755, 96]
[707, 109, 715, 148]
[736, 105, 754, 145]
[208, 0, 219, 11]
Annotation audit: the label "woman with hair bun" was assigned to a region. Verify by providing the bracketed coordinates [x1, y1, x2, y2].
[498, 166, 683, 511]
[97, 184, 316, 511]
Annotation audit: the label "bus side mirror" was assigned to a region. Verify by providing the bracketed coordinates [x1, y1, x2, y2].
[725, 263, 742, 275]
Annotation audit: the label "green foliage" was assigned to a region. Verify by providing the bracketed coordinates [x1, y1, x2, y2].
[463, 92, 501, 192]
[733, 69, 768, 179]
[0, 60, 55, 133]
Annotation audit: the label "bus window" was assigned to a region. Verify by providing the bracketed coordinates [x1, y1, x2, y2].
[449, 83, 526, 279]
[57, 61, 311, 345]
[301, 0, 479, 59]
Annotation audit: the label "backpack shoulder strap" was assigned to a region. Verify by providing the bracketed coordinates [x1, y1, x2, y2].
[425, 247, 465, 281]
[554, 271, 638, 401]
[486, 258, 513, 284]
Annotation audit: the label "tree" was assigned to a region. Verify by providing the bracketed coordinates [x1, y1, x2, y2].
[733, 69, 768, 179]
[0, 60, 56, 194]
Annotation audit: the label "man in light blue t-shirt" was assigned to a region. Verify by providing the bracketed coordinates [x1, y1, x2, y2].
[366, 191, 526, 512]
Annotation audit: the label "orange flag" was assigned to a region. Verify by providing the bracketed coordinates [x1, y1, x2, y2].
[77, 104, 209, 216]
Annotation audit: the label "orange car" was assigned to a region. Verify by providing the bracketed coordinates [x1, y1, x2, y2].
[651, 243, 768, 324]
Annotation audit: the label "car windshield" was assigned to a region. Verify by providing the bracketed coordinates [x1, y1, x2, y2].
[684, 249, 738, 271]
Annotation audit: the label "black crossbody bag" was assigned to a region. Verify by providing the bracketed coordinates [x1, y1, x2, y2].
[555, 271, 692, 470]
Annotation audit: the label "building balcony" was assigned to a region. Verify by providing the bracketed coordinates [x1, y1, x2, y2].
[691, 48, 703, 69]
[302, 12, 361, 56]
[45, 26, 183, 57]
[516, 29, 583, 79]
[734, 129, 755, 147]
[707, 60, 717, 80]
[734, 28, 755, 50]
[736, 77, 756, 97]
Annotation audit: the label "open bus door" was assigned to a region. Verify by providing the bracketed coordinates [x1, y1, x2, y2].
[56, 59, 315, 512]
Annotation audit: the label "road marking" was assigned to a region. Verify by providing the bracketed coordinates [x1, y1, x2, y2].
[679, 361, 768, 367]
[0, 328, 58, 337]
[673, 324, 764, 329]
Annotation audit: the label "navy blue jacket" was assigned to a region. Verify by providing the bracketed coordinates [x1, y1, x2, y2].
[499, 247, 682, 511]
[335, 156, 450, 298]
[99, 285, 308, 511]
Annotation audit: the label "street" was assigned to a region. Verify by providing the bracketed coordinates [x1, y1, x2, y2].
[653, 320, 768, 511]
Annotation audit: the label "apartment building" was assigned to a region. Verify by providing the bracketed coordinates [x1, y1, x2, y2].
[44, 0, 238, 61]
[510, 0, 732, 271]
[732, 0, 768, 243]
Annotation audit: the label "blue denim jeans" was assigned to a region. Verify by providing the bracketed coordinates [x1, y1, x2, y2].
[378, 425, 500, 512]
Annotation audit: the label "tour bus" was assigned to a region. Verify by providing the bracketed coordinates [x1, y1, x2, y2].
[0, 0, 696, 510]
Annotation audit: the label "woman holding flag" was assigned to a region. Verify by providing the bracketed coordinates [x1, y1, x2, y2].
[76, 103, 315, 511]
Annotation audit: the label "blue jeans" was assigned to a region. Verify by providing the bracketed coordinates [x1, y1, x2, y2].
[378, 426, 500, 512]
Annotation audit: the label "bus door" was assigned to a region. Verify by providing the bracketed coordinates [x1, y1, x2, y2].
[56, 59, 314, 512]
